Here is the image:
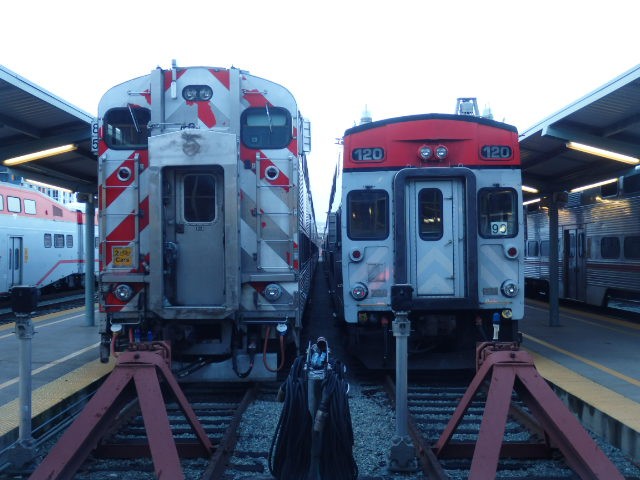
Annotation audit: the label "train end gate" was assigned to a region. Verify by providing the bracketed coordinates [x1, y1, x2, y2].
[433, 341, 624, 480]
[28, 342, 212, 480]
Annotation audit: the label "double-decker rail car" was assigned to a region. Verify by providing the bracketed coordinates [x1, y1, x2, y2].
[325, 111, 524, 369]
[96, 63, 317, 381]
[0, 180, 98, 297]
[525, 168, 640, 311]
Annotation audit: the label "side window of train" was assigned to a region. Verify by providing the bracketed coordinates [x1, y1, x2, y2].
[66, 235, 73, 248]
[240, 107, 292, 149]
[347, 189, 389, 240]
[7, 196, 21, 213]
[54, 234, 65, 248]
[104, 107, 151, 149]
[527, 240, 539, 257]
[540, 240, 550, 257]
[0, 195, 3, 210]
[44, 234, 52, 248]
[24, 199, 36, 215]
[478, 188, 518, 238]
[418, 188, 443, 240]
[600, 236, 620, 259]
[624, 236, 640, 260]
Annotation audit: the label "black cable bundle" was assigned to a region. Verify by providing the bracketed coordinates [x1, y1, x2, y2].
[268, 355, 312, 480]
[318, 360, 358, 480]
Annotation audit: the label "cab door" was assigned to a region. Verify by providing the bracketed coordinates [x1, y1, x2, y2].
[407, 179, 465, 297]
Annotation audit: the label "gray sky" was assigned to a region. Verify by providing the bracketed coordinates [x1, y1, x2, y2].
[2, 0, 637, 221]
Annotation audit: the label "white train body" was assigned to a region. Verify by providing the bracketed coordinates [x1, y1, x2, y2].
[325, 114, 524, 369]
[0, 181, 97, 296]
[96, 64, 317, 380]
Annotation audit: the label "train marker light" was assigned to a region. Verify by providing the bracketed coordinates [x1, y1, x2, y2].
[349, 248, 364, 262]
[505, 245, 519, 258]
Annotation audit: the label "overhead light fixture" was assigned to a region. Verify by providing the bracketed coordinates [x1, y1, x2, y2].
[566, 141, 639, 165]
[3, 144, 78, 166]
[24, 178, 73, 194]
[570, 177, 618, 193]
[522, 185, 539, 193]
[523, 198, 541, 206]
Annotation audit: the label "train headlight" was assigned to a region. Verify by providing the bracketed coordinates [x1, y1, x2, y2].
[418, 145, 433, 161]
[435, 145, 449, 160]
[264, 283, 283, 302]
[351, 282, 369, 300]
[182, 85, 213, 101]
[500, 280, 519, 298]
[113, 284, 134, 302]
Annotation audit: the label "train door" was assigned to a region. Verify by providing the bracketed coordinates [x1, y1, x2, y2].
[165, 168, 225, 305]
[563, 227, 586, 301]
[407, 179, 465, 297]
[9, 236, 23, 287]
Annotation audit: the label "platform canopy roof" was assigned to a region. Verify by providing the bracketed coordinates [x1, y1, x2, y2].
[0, 65, 96, 194]
[519, 64, 640, 202]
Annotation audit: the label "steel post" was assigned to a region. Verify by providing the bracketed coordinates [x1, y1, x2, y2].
[389, 310, 417, 472]
[84, 193, 95, 327]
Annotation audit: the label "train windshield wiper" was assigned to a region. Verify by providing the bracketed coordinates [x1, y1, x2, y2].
[128, 104, 141, 134]
[265, 104, 272, 133]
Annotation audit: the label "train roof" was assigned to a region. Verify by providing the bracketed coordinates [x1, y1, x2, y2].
[344, 113, 518, 136]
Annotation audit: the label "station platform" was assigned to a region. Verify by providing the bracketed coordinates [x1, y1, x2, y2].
[521, 300, 640, 461]
[0, 307, 113, 442]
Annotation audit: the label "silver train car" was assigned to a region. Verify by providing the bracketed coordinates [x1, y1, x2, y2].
[525, 168, 640, 310]
[0, 179, 97, 297]
[96, 64, 318, 381]
[324, 112, 525, 370]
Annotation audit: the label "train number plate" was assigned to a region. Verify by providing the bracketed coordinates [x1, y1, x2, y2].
[113, 247, 133, 267]
[480, 145, 513, 160]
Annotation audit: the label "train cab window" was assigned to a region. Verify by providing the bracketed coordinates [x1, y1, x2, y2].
[24, 199, 36, 215]
[600, 236, 620, 259]
[0, 195, 4, 211]
[44, 234, 52, 248]
[527, 240, 539, 257]
[478, 188, 517, 238]
[240, 107, 292, 149]
[104, 107, 151, 149]
[54, 234, 65, 248]
[66, 235, 73, 248]
[7, 196, 20, 213]
[418, 188, 443, 240]
[183, 174, 216, 223]
[623, 173, 640, 195]
[347, 189, 389, 240]
[624, 236, 640, 259]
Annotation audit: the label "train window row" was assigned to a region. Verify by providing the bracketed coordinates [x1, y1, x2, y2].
[527, 236, 640, 260]
[346, 187, 518, 241]
[44, 233, 74, 248]
[104, 107, 293, 150]
[0, 195, 37, 214]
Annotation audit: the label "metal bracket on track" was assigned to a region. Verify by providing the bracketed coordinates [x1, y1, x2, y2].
[433, 341, 624, 480]
[28, 341, 212, 480]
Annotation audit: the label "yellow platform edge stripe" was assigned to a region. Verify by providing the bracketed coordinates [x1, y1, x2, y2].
[525, 348, 640, 433]
[0, 357, 114, 437]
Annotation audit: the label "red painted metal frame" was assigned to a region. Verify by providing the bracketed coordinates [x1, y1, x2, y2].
[433, 342, 624, 480]
[29, 342, 212, 480]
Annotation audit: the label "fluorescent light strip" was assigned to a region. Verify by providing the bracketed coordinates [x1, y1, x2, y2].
[3, 144, 78, 166]
[566, 142, 639, 165]
[570, 177, 618, 193]
[522, 185, 539, 193]
[523, 198, 541, 206]
[25, 178, 73, 194]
